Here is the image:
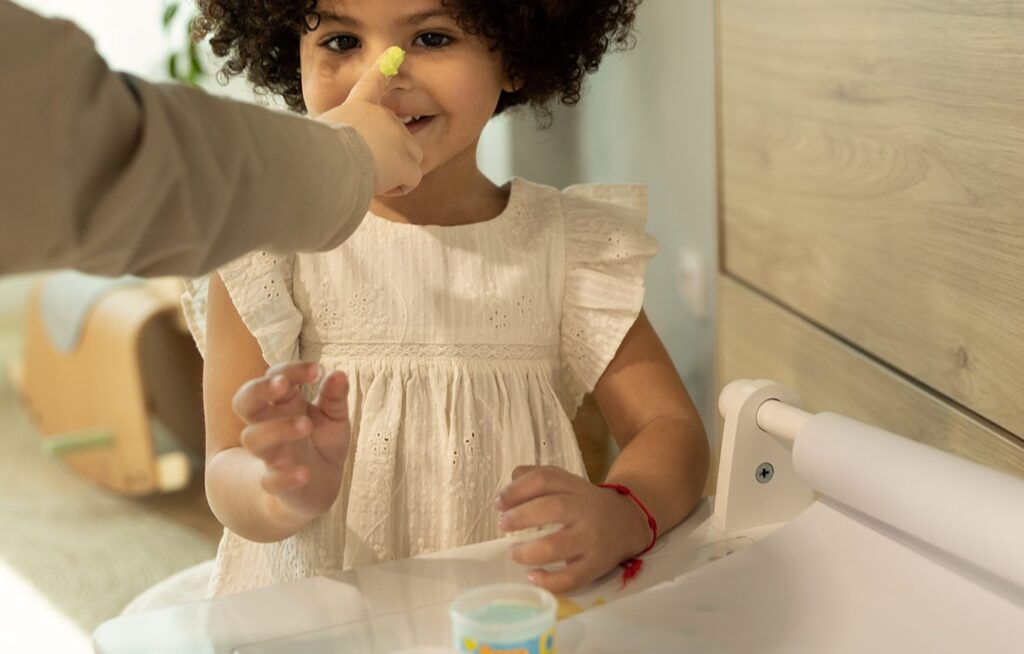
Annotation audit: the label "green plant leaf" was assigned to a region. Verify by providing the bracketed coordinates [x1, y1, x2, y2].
[167, 53, 179, 81]
[187, 41, 204, 82]
[162, 2, 179, 29]
[162, 5, 206, 85]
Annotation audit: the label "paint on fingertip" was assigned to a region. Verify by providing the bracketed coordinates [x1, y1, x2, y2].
[379, 46, 405, 77]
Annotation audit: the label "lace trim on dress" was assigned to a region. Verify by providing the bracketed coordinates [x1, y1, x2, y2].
[303, 340, 559, 361]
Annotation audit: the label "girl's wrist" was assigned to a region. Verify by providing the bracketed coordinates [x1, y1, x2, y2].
[600, 483, 657, 561]
[263, 492, 316, 536]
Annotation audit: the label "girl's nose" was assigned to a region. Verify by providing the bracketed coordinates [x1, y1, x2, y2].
[381, 62, 412, 92]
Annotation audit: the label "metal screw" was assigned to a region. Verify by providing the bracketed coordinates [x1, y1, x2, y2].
[755, 462, 774, 484]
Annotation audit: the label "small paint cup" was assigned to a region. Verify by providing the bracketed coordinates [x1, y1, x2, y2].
[450, 583, 557, 654]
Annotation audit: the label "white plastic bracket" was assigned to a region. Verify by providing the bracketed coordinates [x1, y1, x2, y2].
[712, 379, 816, 533]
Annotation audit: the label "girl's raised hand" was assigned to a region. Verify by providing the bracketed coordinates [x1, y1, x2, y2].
[232, 361, 352, 521]
[494, 465, 653, 594]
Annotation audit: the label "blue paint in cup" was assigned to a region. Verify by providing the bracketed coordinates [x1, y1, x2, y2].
[450, 583, 557, 653]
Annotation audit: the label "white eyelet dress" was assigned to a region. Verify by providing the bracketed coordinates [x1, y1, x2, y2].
[181, 178, 658, 597]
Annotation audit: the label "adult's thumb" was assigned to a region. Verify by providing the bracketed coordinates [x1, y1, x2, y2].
[348, 46, 405, 104]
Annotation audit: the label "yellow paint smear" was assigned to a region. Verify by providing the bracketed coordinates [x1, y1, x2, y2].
[556, 596, 609, 620]
[379, 46, 405, 77]
[556, 596, 584, 620]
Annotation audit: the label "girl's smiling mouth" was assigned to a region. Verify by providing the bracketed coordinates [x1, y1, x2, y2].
[399, 115, 436, 133]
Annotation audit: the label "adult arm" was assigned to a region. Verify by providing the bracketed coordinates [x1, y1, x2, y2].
[0, 1, 373, 277]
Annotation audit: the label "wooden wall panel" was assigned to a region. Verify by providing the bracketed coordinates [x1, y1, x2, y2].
[718, 0, 1024, 438]
[717, 276, 1024, 478]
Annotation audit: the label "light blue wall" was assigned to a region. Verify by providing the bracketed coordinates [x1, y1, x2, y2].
[494, 2, 719, 429]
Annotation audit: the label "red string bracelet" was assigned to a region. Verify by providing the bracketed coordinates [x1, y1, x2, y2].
[598, 483, 658, 587]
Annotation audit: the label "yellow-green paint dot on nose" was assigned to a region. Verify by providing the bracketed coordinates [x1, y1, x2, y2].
[379, 46, 406, 78]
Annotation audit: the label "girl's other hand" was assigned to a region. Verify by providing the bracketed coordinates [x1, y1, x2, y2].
[232, 361, 352, 520]
[494, 465, 653, 594]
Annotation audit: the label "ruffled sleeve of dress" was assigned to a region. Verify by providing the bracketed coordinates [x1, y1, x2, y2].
[558, 184, 659, 417]
[179, 250, 302, 366]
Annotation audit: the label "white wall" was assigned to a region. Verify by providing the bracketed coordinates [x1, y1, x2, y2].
[12, 0, 267, 100]
[501, 2, 719, 427]
[13, 0, 172, 78]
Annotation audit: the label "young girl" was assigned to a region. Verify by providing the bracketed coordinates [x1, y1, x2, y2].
[186, 0, 709, 598]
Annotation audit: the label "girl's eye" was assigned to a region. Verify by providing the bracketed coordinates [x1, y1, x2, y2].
[324, 35, 360, 52]
[414, 32, 452, 49]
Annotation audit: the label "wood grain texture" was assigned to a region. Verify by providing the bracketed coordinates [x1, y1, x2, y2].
[717, 275, 1024, 478]
[718, 0, 1024, 437]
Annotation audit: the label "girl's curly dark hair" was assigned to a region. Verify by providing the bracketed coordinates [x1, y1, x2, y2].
[193, 1, 641, 122]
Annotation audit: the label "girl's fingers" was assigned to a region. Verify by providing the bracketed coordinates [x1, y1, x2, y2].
[260, 465, 310, 496]
[510, 525, 585, 567]
[315, 371, 350, 422]
[511, 464, 540, 480]
[498, 493, 577, 533]
[527, 555, 593, 595]
[233, 362, 322, 421]
[381, 185, 413, 197]
[264, 361, 322, 382]
[240, 415, 313, 459]
[495, 466, 575, 511]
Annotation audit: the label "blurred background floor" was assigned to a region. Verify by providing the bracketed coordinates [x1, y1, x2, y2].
[0, 275, 219, 650]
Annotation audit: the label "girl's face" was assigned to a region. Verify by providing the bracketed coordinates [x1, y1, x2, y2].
[300, 0, 512, 178]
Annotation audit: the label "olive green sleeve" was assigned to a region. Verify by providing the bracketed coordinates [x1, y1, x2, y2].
[0, 1, 372, 277]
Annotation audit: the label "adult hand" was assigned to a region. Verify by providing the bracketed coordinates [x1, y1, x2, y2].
[319, 48, 424, 196]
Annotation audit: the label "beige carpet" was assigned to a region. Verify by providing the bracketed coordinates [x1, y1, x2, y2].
[0, 322, 220, 633]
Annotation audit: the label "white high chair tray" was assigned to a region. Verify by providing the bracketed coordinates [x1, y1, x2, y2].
[219, 500, 1024, 654]
[93, 499, 773, 654]
[561, 501, 1023, 653]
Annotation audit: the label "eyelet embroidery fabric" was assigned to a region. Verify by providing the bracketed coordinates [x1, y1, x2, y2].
[179, 178, 657, 597]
